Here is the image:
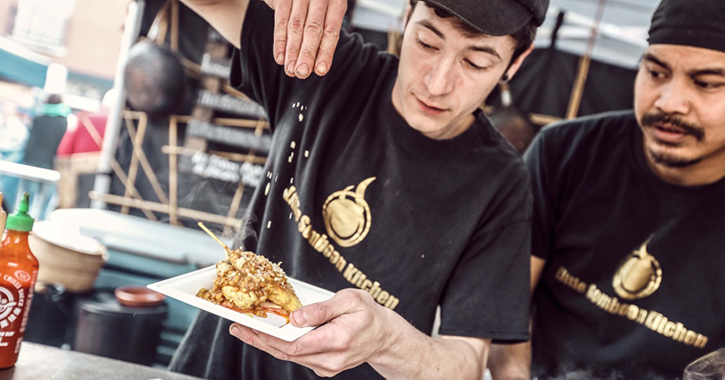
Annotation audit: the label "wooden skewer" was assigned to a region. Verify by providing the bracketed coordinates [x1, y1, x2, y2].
[198, 222, 233, 262]
[198, 222, 229, 250]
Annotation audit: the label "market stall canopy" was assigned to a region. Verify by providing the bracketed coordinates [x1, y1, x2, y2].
[0, 35, 50, 88]
[536, 0, 659, 69]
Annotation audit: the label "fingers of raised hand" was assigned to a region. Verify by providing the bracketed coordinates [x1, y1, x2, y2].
[293, 1, 328, 78]
[282, 0, 310, 77]
[276, 0, 347, 78]
[313, 0, 346, 76]
[273, 0, 293, 65]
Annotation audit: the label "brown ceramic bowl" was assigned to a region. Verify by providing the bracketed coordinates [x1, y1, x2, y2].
[115, 286, 165, 308]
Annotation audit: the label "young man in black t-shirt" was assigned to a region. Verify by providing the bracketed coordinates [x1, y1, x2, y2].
[488, 0, 725, 379]
[169, 0, 548, 379]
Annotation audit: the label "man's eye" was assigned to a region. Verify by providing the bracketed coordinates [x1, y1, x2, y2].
[694, 80, 722, 90]
[466, 60, 486, 71]
[648, 69, 665, 79]
[417, 38, 436, 50]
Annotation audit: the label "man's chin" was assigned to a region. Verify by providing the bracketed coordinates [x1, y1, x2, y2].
[407, 115, 445, 135]
[647, 147, 702, 168]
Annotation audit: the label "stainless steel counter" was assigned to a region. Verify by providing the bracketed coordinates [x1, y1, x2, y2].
[0, 343, 201, 380]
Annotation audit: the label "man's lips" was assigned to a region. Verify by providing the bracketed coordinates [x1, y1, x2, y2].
[650, 123, 689, 142]
[415, 96, 446, 116]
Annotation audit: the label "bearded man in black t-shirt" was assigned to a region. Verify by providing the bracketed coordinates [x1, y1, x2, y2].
[168, 0, 549, 379]
[487, 0, 725, 379]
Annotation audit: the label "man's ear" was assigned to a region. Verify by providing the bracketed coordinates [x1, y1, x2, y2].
[504, 43, 535, 81]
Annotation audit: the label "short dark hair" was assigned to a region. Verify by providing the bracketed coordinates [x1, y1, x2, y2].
[408, 0, 537, 66]
[45, 94, 63, 105]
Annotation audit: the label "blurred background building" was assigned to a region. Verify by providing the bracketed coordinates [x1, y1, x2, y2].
[0, 0, 125, 110]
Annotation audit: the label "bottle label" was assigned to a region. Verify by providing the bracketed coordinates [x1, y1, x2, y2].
[0, 273, 26, 350]
[0, 275, 24, 330]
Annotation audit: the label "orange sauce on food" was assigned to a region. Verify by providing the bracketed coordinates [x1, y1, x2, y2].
[222, 304, 291, 325]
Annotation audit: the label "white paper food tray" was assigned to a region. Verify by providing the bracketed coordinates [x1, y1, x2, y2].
[148, 266, 335, 341]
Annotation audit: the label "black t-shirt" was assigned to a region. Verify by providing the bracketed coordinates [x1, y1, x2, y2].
[169, 2, 532, 379]
[527, 111, 725, 379]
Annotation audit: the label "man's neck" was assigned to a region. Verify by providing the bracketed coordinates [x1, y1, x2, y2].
[391, 81, 475, 141]
[644, 147, 725, 187]
[423, 114, 475, 140]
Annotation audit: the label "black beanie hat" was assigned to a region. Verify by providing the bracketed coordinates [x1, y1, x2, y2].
[648, 0, 725, 53]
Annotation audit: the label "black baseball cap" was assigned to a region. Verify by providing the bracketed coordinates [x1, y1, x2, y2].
[648, 0, 725, 53]
[422, 0, 550, 36]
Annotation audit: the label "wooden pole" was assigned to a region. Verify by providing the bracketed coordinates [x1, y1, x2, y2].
[566, 56, 593, 119]
[170, 0, 179, 52]
[223, 182, 245, 237]
[90, 191, 243, 228]
[223, 84, 252, 102]
[79, 116, 103, 148]
[108, 159, 158, 221]
[124, 116, 171, 205]
[161, 145, 268, 165]
[120, 114, 147, 214]
[152, 1, 170, 45]
[208, 150, 267, 165]
[566, 0, 608, 119]
[169, 116, 179, 225]
[122, 111, 269, 130]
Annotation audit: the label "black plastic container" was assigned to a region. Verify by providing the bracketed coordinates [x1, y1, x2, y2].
[25, 284, 76, 347]
[72, 291, 167, 366]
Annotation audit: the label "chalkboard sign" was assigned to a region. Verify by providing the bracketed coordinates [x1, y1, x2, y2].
[179, 151, 265, 188]
[208, 29, 225, 43]
[196, 90, 266, 118]
[187, 120, 272, 152]
[200, 53, 231, 79]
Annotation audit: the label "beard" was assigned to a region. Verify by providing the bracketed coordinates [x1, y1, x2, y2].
[640, 112, 706, 168]
[647, 148, 703, 168]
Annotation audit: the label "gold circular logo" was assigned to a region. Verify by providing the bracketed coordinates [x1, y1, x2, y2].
[322, 177, 375, 248]
[613, 238, 662, 300]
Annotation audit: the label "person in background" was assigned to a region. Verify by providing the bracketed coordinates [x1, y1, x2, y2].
[169, 0, 549, 378]
[57, 90, 116, 157]
[22, 94, 70, 169]
[487, 0, 725, 379]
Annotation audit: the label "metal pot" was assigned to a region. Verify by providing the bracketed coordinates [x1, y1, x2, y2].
[123, 40, 187, 118]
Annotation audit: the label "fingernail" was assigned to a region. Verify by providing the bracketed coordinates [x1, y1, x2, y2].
[286, 61, 296, 75]
[316, 62, 328, 75]
[276, 53, 284, 64]
[291, 310, 307, 326]
[230, 325, 241, 337]
[296, 64, 309, 77]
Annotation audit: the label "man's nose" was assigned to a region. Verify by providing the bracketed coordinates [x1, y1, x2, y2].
[423, 58, 455, 96]
[654, 78, 691, 115]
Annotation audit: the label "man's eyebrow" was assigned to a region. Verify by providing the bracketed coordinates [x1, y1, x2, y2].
[417, 20, 444, 39]
[416, 20, 502, 60]
[468, 45, 502, 60]
[688, 67, 725, 77]
[643, 53, 670, 71]
[644, 52, 725, 77]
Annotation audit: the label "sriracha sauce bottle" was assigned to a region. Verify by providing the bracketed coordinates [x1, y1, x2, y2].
[0, 193, 38, 368]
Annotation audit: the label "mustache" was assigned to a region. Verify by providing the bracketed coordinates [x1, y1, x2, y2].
[640, 112, 705, 141]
